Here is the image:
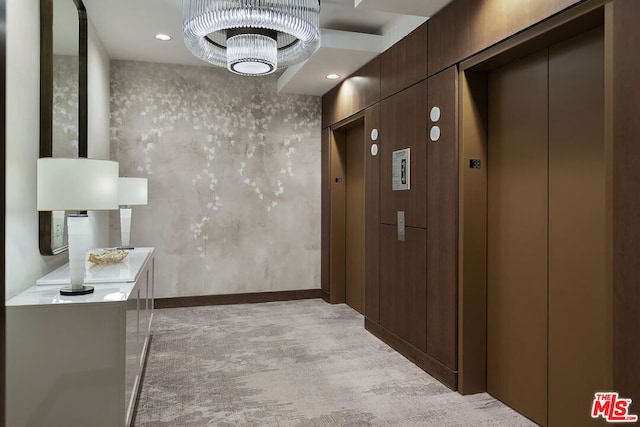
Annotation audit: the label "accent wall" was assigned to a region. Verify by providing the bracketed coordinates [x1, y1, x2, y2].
[109, 61, 321, 298]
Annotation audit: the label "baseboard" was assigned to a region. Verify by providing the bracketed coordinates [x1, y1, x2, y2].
[321, 289, 330, 303]
[154, 289, 322, 309]
[365, 318, 458, 391]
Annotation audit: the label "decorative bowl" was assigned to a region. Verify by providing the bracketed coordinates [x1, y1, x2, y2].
[88, 248, 129, 264]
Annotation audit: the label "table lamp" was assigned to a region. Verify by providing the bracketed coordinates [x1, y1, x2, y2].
[118, 177, 148, 250]
[37, 158, 119, 295]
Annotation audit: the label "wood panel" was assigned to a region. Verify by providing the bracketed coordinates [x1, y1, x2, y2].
[379, 224, 427, 352]
[330, 130, 347, 304]
[428, 0, 583, 76]
[322, 57, 380, 129]
[458, 70, 488, 395]
[154, 290, 323, 309]
[613, 0, 640, 408]
[364, 104, 381, 322]
[487, 49, 548, 426]
[380, 22, 428, 100]
[548, 26, 608, 426]
[345, 125, 365, 313]
[380, 81, 428, 228]
[321, 127, 330, 301]
[426, 66, 458, 370]
[459, 4, 605, 73]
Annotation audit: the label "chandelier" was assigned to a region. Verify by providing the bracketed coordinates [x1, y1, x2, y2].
[183, 0, 321, 76]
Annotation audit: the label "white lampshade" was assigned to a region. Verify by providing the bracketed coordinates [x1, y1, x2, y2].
[37, 158, 119, 211]
[118, 177, 148, 206]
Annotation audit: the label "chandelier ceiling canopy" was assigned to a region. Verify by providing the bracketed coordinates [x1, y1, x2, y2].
[183, 0, 321, 76]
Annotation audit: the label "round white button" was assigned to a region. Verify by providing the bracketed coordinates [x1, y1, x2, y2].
[371, 144, 379, 156]
[430, 106, 441, 122]
[430, 126, 441, 142]
[371, 128, 379, 141]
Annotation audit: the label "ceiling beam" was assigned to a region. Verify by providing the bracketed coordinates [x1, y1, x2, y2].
[278, 29, 383, 96]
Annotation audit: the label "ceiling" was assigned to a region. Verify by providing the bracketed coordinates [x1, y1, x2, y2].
[82, 0, 453, 96]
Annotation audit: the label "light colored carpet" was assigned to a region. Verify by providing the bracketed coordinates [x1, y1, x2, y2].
[134, 299, 536, 426]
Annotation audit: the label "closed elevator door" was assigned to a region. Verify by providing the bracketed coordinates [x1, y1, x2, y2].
[345, 125, 365, 313]
[487, 27, 605, 426]
[487, 48, 549, 425]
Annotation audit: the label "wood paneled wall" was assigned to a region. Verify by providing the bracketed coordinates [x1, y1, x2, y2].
[322, 23, 460, 386]
[322, 58, 380, 129]
[322, 0, 640, 407]
[379, 225, 427, 352]
[379, 81, 428, 228]
[426, 67, 458, 371]
[364, 104, 381, 322]
[381, 22, 428, 99]
[427, 0, 583, 76]
[612, 0, 640, 408]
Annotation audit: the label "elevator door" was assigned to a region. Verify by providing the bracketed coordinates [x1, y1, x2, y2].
[487, 48, 549, 425]
[547, 27, 606, 427]
[487, 27, 605, 426]
[345, 125, 365, 313]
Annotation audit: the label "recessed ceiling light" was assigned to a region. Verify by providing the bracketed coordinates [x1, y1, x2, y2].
[155, 34, 172, 41]
[326, 74, 341, 80]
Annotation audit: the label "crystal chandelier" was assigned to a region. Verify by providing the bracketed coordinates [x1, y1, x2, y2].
[183, 0, 321, 76]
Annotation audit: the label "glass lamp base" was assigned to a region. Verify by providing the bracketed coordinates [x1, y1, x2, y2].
[59, 285, 94, 296]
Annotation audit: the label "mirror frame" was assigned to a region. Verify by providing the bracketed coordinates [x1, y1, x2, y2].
[39, 0, 88, 255]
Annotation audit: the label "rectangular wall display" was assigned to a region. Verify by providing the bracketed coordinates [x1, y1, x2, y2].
[392, 148, 411, 191]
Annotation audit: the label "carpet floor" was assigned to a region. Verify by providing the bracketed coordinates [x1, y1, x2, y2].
[134, 299, 536, 426]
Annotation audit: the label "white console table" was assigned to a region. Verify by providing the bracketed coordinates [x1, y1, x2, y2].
[6, 247, 155, 427]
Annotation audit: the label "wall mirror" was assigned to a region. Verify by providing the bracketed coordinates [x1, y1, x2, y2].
[39, 0, 88, 255]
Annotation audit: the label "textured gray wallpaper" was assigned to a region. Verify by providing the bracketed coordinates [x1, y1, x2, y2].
[110, 61, 321, 298]
[53, 54, 79, 157]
